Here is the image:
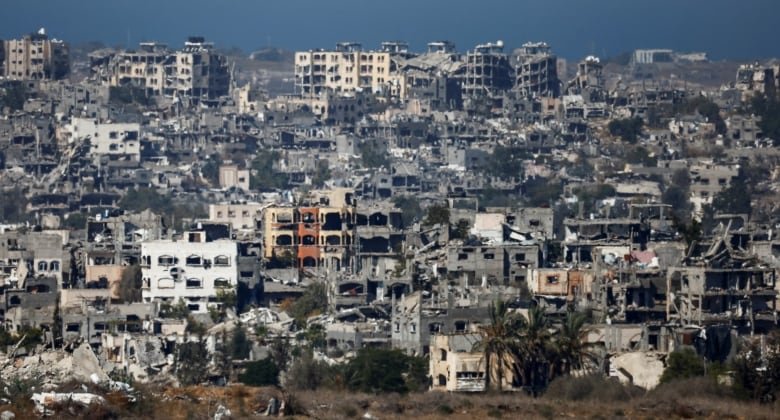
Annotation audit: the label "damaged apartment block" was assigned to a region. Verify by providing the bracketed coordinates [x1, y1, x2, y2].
[667, 215, 778, 334]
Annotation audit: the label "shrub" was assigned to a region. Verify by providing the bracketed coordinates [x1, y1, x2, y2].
[544, 374, 643, 402]
[660, 348, 705, 384]
[239, 359, 279, 387]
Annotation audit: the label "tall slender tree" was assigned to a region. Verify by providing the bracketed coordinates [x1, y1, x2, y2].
[473, 300, 525, 391]
[553, 312, 597, 376]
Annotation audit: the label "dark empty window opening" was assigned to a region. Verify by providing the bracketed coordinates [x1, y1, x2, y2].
[186, 278, 202, 288]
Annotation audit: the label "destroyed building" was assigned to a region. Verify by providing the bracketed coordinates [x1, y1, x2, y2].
[513, 42, 560, 98]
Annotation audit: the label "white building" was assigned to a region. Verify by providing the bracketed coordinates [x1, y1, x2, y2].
[65, 118, 141, 161]
[141, 231, 238, 314]
[632, 49, 673, 65]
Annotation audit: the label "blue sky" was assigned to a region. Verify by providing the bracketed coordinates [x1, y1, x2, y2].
[1, 0, 777, 59]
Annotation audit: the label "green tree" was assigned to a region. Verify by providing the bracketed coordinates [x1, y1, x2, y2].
[160, 298, 189, 319]
[215, 330, 233, 382]
[608, 117, 644, 143]
[516, 306, 556, 395]
[423, 203, 450, 227]
[660, 348, 705, 384]
[62, 212, 88, 230]
[554, 312, 596, 376]
[711, 177, 752, 216]
[358, 141, 390, 168]
[250, 150, 288, 190]
[109, 86, 151, 106]
[732, 332, 780, 402]
[269, 336, 291, 372]
[0, 83, 27, 111]
[344, 348, 427, 393]
[302, 323, 326, 350]
[230, 324, 252, 360]
[0, 187, 30, 223]
[392, 195, 423, 227]
[483, 146, 528, 180]
[451, 219, 471, 240]
[624, 145, 657, 166]
[311, 160, 331, 188]
[478, 187, 517, 208]
[679, 95, 726, 135]
[289, 282, 329, 324]
[750, 95, 780, 143]
[671, 169, 691, 190]
[524, 178, 562, 207]
[473, 300, 525, 391]
[175, 340, 210, 385]
[663, 185, 691, 221]
[200, 154, 221, 186]
[286, 348, 340, 391]
[118, 187, 172, 213]
[238, 359, 279, 386]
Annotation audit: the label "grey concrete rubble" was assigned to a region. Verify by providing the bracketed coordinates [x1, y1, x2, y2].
[1, 26, 780, 406]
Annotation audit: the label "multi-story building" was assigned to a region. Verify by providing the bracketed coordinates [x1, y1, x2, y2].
[688, 162, 740, 219]
[462, 41, 512, 97]
[2, 29, 69, 80]
[107, 42, 170, 96]
[218, 164, 250, 191]
[261, 188, 355, 271]
[513, 42, 560, 98]
[169, 37, 230, 99]
[632, 49, 674, 65]
[141, 229, 238, 314]
[64, 118, 142, 162]
[294, 42, 401, 99]
[209, 202, 265, 231]
[103, 37, 230, 100]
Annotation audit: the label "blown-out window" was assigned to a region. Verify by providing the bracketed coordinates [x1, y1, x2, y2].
[158, 255, 175, 266]
[186, 278, 202, 288]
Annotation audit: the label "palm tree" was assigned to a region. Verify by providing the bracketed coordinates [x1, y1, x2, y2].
[554, 311, 597, 376]
[473, 300, 525, 391]
[515, 306, 555, 395]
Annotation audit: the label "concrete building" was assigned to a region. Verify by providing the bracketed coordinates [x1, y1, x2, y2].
[294, 43, 401, 99]
[107, 42, 170, 96]
[104, 37, 230, 100]
[429, 333, 486, 392]
[391, 291, 491, 356]
[462, 41, 512, 97]
[170, 37, 230, 99]
[513, 42, 560, 98]
[141, 230, 238, 314]
[2, 29, 69, 80]
[261, 188, 355, 271]
[632, 49, 674, 65]
[209, 202, 264, 232]
[218, 164, 250, 191]
[64, 118, 142, 162]
[688, 162, 740, 219]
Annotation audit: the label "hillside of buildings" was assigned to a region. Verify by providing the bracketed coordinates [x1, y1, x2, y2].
[3, 29, 780, 417]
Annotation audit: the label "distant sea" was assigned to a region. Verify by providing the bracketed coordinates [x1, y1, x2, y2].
[1, 0, 777, 60]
